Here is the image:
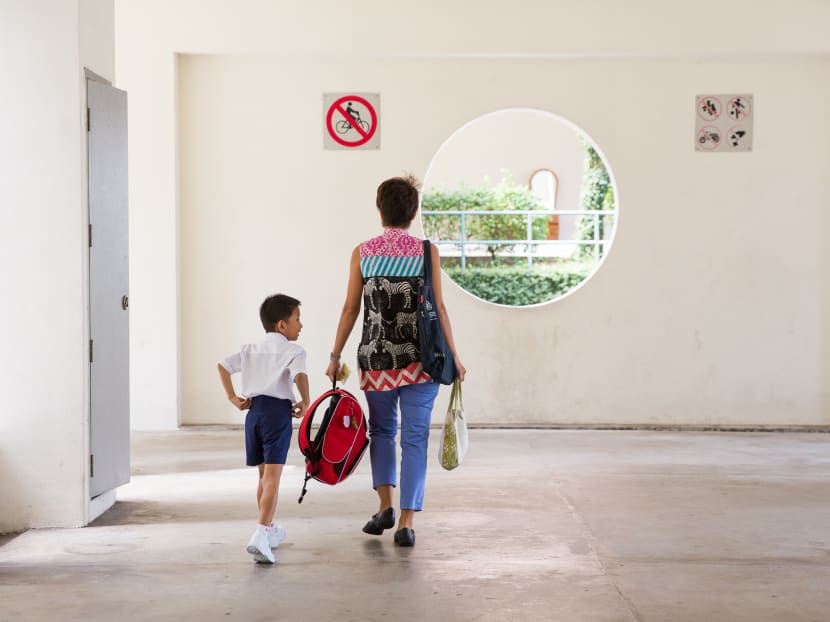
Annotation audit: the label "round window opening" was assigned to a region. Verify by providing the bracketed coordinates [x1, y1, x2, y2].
[421, 108, 618, 307]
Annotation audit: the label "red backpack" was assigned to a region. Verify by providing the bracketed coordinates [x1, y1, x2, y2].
[297, 385, 369, 503]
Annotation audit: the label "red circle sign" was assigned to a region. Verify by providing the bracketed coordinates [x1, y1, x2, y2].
[727, 96, 751, 122]
[697, 96, 722, 122]
[326, 95, 378, 147]
[697, 125, 720, 151]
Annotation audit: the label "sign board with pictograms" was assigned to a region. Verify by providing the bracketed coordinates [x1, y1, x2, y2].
[323, 93, 380, 150]
[695, 94, 753, 152]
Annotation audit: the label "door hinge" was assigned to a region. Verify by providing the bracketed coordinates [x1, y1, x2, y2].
[90, 454, 94, 477]
[86, 107, 91, 132]
[89, 339, 93, 363]
[88, 223, 92, 247]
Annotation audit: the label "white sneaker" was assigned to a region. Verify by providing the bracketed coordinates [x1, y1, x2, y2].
[246, 530, 275, 564]
[268, 525, 286, 549]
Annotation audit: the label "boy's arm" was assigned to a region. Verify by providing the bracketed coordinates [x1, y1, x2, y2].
[217, 363, 251, 411]
[292, 372, 310, 419]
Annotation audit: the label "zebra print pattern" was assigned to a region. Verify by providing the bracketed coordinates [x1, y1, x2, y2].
[361, 276, 420, 362]
[366, 309, 386, 340]
[357, 342, 377, 370]
[379, 278, 414, 308]
[393, 311, 418, 339]
[357, 229, 430, 390]
[380, 341, 418, 369]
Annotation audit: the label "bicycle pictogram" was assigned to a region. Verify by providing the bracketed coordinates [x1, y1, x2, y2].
[697, 126, 720, 151]
[335, 102, 370, 134]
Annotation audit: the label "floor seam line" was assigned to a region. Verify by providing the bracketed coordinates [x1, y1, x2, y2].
[551, 478, 644, 622]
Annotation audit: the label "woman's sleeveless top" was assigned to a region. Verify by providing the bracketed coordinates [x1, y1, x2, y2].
[357, 228, 433, 391]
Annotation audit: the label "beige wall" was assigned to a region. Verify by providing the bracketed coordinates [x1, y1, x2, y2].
[0, 0, 114, 532]
[423, 108, 587, 245]
[115, 1, 830, 429]
[424, 110, 585, 203]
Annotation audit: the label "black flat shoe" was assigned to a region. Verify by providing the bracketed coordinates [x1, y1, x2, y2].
[393, 527, 415, 547]
[362, 507, 395, 535]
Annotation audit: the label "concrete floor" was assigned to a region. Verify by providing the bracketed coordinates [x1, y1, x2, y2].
[1, 429, 830, 622]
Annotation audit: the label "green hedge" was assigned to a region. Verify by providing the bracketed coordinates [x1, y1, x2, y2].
[445, 267, 587, 306]
[422, 179, 550, 261]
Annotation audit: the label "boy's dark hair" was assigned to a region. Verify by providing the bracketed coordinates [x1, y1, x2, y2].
[260, 294, 300, 332]
[376, 174, 420, 228]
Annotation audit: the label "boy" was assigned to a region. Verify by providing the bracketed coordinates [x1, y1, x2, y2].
[218, 294, 310, 564]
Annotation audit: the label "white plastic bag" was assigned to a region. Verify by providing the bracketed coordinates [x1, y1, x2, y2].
[438, 379, 468, 470]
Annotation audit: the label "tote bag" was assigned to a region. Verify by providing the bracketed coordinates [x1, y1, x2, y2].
[438, 379, 468, 470]
[417, 240, 457, 385]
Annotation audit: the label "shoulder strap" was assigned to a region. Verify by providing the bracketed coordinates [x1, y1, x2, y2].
[422, 240, 433, 285]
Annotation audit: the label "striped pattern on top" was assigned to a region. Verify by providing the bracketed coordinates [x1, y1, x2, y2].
[360, 255, 424, 278]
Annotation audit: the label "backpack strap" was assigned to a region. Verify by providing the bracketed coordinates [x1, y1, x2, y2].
[423, 240, 433, 286]
[298, 470, 316, 504]
[298, 472, 313, 504]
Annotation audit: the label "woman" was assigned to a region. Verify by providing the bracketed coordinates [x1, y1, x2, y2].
[326, 175, 466, 547]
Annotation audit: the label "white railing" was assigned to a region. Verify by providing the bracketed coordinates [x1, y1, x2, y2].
[421, 209, 615, 269]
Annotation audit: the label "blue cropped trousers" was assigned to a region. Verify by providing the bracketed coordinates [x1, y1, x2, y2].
[363, 382, 440, 511]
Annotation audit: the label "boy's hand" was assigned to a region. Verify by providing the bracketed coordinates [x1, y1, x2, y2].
[291, 400, 309, 419]
[229, 395, 251, 410]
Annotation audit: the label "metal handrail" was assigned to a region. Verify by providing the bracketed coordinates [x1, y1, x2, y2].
[422, 209, 616, 216]
[421, 208, 615, 269]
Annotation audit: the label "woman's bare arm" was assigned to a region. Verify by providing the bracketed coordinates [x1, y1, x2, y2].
[326, 246, 364, 381]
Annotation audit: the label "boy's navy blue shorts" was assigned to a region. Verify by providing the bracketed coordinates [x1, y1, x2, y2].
[245, 395, 293, 466]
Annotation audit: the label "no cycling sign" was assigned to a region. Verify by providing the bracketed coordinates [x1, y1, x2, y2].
[323, 93, 380, 150]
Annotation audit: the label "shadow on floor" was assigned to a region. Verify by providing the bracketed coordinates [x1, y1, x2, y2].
[0, 532, 23, 550]
[90, 499, 268, 527]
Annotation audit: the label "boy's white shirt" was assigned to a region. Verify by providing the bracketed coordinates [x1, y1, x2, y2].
[220, 333, 307, 400]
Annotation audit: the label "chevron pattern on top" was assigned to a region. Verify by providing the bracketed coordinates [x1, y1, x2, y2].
[360, 255, 424, 278]
[359, 362, 432, 391]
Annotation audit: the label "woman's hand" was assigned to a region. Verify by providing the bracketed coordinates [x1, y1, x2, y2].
[325, 358, 341, 384]
[454, 356, 467, 382]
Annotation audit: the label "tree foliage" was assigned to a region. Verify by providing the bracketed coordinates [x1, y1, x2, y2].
[577, 145, 615, 259]
[422, 178, 549, 261]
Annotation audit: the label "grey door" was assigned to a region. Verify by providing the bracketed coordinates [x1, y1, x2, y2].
[88, 78, 129, 498]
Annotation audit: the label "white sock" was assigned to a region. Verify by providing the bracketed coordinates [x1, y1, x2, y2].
[256, 524, 268, 535]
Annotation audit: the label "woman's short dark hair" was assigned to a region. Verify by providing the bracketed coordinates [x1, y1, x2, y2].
[376, 175, 420, 228]
[260, 294, 300, 332]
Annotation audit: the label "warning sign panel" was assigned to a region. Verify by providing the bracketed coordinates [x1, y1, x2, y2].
[323, 93, 380, 150]
[695, 94, 753, 152]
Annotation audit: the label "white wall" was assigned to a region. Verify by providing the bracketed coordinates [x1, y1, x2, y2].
[424, 110, 584, 203]
[423, 109, 586, 244]
[80, 0, 114, 80]
[0, 0, 113, 532]
[115, 1, 830, 429]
